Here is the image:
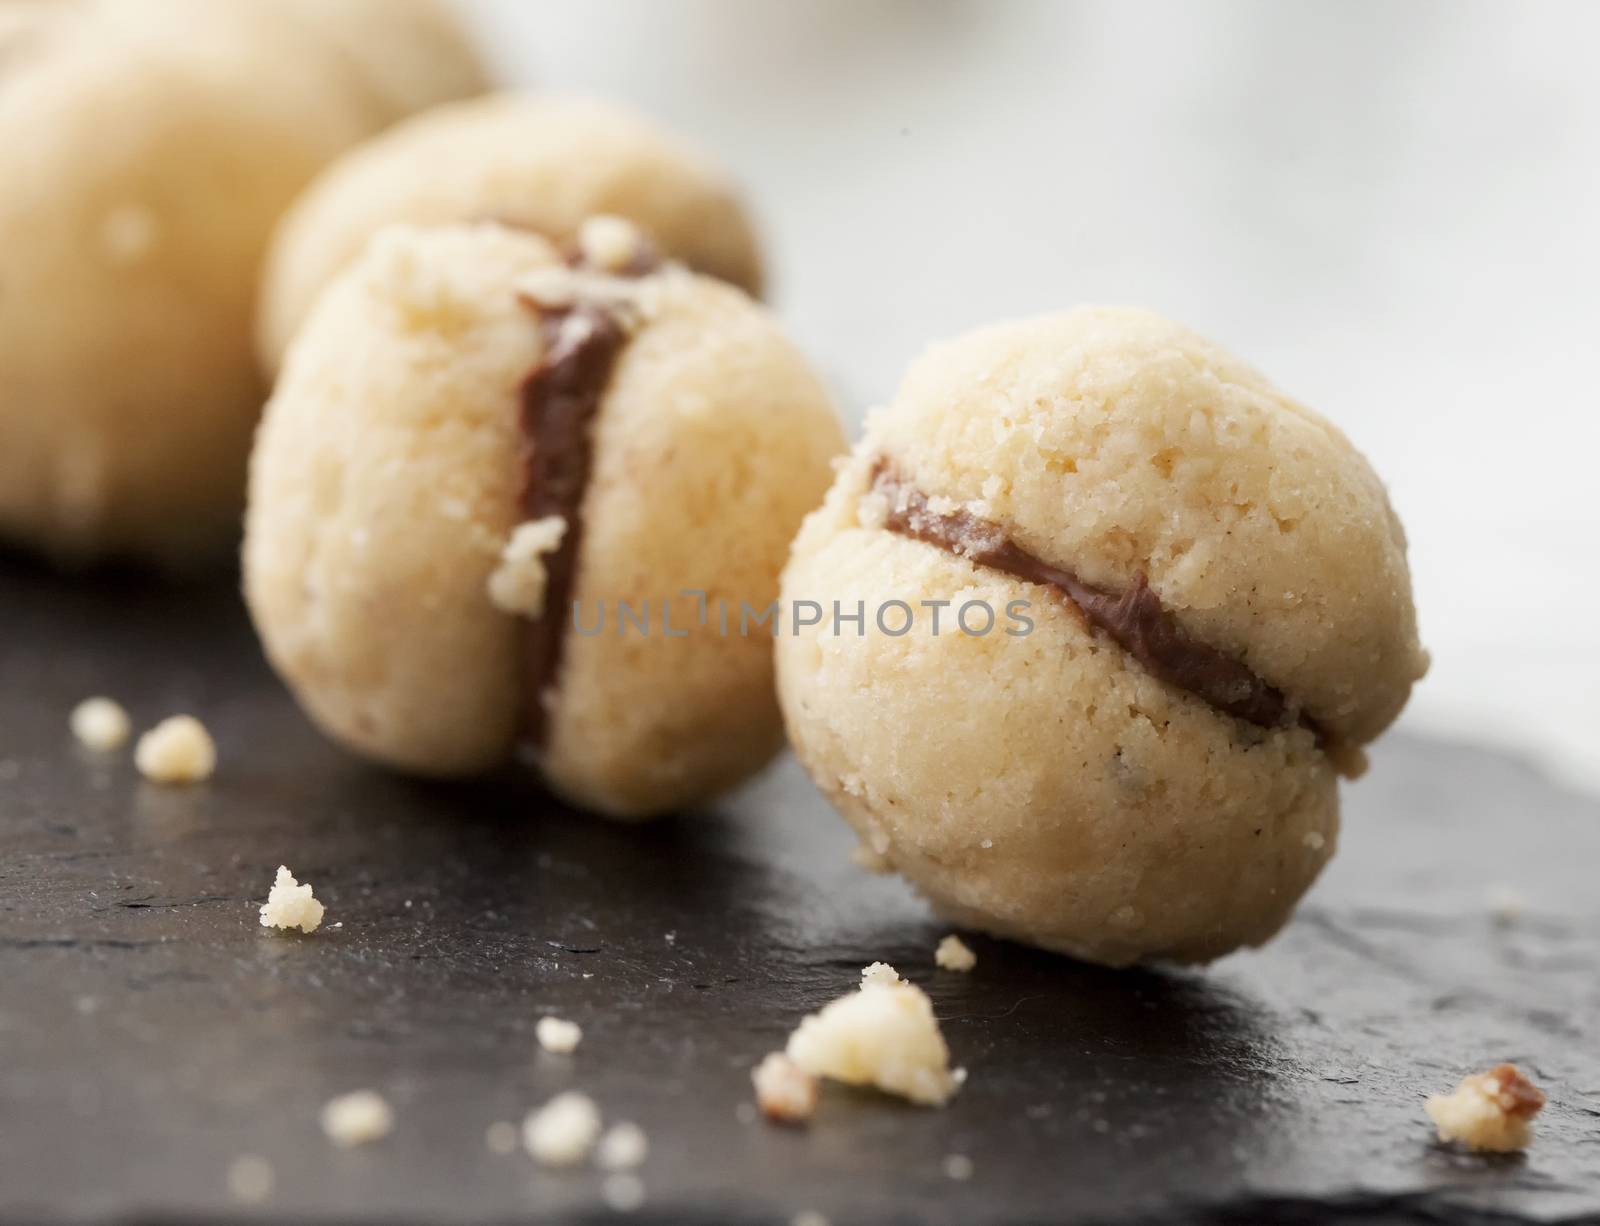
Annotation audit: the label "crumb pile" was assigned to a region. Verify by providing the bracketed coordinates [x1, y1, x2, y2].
[780, 963, 962, 1108]
[259, 866, 325, 934]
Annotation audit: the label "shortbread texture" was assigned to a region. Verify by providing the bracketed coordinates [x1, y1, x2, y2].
[778, 307, 1428, 966]
[257, 93, 765, 371]
[1425, 1065, 1544, 1153]
[245, 223, 842, 817]
[259, 865, 324, 934]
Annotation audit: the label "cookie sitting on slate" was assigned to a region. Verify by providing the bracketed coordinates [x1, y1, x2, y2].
[777, 307, 1428, 966]
[245, 219, 843, 818]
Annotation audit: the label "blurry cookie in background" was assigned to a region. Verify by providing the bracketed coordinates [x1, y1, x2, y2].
[246, 220, 841, 817]
[0, 0, 487, 569]
[257, 93, 766, 373]
[227, 0, 488, 126]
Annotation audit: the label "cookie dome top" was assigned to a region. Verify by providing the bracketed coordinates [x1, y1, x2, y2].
[258, 92, 764, 370]
[861, 306, 1427, 749]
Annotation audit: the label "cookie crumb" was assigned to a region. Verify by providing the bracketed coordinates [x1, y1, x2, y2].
[935, 935, 976, 973]
[752, 1052, 818, 1124]
[226, 1154, 274, 1204]
[1425, 1064, 1545, 1152]
[786, 964, 961, 1106]
[70, 697, 130, 752]
[484, 1120, 519, 1154]
[320, 1090, 393, 1147]
[488, 516, 566, 616]
[259, 866, 325, 934]
[134, 714, 215, 783]
[601, 1172, 646, 1213]
[1303, 831, 1326, 851]
[596, 1121, 649, 1170]
[523, 1091, 602, 1167]
[536, 1015, 583, 1054]
[942, 1153, 974, 1181]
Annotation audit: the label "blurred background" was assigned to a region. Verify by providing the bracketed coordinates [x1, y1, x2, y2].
[460, 0, 1600, 793]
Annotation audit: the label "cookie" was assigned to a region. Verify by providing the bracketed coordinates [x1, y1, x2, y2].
[224, 0, 486, 126]
[257, 93, 765, 373]
[0, 1, 378, 566]
[777, 307, 1428, 966]
[244, 220, 843, 818]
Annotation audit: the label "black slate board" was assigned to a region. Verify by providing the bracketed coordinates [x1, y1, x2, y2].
[1, 554, 1597, 1226]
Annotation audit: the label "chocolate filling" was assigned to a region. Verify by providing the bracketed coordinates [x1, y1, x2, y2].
[515, 306, 628, 747]
[870, 463, 1319, 738]
[513, 246, 661, 748]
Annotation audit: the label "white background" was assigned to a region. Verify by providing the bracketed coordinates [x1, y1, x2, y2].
[459, 0, 1600, 793]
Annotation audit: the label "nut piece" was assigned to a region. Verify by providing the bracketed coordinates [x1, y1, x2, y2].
[134, 714, 216, 783]
[785, 963, 961, 1107]
[536, 1015, 583, 1054]
[751, 1052, 818, 1124]
[523, 1091, 602, 1167]
[1425, 1064, 1545, 1152]
[70, 697, 131, 752]
[320, 1089, 394, 1147]
[935, 935, 976, 973]
[259, 865, 325, 934]
[596, 1121, 650, 1170]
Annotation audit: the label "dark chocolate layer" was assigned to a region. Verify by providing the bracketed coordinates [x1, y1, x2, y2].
[512, 239, 664, 749]
[515, 305, 628, 748]
[870, 463, 1317, 737]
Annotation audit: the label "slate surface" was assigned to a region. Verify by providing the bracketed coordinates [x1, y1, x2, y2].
[1, 554, 1597, 1225]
